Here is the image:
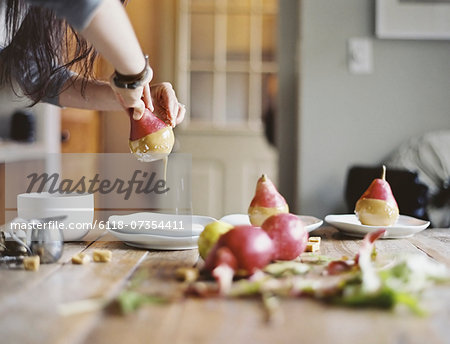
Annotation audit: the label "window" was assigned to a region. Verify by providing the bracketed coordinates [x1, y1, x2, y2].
[177, 0, 278, 129]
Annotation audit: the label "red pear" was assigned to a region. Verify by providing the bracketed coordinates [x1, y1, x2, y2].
[204, 225, 275, 294]
[248, 174, 289, 226]
[355, 165, 399, 226]
[128, 108, 174, 161]
[261, 213, 309, 260]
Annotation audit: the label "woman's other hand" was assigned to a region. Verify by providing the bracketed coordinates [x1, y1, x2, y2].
[149, 82, 185, 127]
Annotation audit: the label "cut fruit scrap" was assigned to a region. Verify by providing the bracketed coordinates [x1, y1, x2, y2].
[204, 225, 275, 295]
[128, 108, 175, 161]
[248, 174, 289, 226]
[355, 229, 386, 293]
[326, 229, 385, 277]
[355, 165, 399, 226]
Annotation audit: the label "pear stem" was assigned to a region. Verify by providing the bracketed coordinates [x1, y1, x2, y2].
[381, 165, 386, 181]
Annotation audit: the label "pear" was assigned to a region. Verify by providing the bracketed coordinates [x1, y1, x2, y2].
[261, 213, 308, 260]
[355, 165, 399, 226]
[204, 225, 275, 294]
[198, 221, 234, 260]
[248, 174, 289, 226]
[128, 108, 174, 162]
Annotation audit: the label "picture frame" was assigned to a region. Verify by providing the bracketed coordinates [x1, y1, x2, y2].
[376, 0, 450, 39]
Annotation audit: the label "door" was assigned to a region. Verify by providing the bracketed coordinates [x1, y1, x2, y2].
[175, 0, 279, 219]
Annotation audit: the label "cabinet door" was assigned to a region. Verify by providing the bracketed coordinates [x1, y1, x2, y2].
[60, 109, 102, 202]
[61, 108, 101, 153]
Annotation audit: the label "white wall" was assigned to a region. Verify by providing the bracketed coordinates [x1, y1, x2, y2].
[297, 0, 450, 218]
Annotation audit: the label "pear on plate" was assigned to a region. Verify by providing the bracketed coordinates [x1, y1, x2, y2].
[355, 165, 399, 226]
[248, 174, 289, 226]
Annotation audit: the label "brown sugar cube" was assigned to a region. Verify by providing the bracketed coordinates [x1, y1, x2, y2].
[175, 267, 199, 283]
[23, 256, 40, 271]
[93, 249, 112, 263]
[72, 252, 91, 265]
[308, 237, 321, 244]
[305, 242, 320, 252]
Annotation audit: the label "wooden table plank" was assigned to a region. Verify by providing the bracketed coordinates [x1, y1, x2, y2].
[0, 231, 105, 303]
[83, 249, 199, 344]
[313, 226, 428, 259]
[408, 228, 450, 266]
[1, 236, 148, 344]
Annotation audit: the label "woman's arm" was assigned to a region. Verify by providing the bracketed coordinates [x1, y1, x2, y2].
[81, 0, 153, 117]
[59, 79, 186, 127]
[58, 77, 122, 111]
[80, 0, 146, 76]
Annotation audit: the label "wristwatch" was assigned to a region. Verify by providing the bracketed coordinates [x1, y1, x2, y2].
[113, 55, 150, 89]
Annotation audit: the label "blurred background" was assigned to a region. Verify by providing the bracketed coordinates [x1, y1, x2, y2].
[1, 0, 449, 225]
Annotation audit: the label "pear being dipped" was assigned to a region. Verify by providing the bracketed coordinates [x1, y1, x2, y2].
[248, 174, 289, 226]
[355, 165, 399, 226]
[128, 108, 174, 162]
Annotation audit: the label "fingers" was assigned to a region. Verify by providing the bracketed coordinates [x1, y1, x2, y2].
[176, 103, 186, 125]
[143, 83, 153, 112]
[111, 78, 187, 125]
[150, 82, 185, 126]
[132, 99, 146, 120]
[109, 68, 153, 120]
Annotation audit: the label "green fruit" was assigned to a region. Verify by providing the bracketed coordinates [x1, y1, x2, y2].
[198, 221, 233, 259]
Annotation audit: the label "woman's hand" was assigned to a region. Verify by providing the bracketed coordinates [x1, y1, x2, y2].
[148, 82, 186, 127]
[109, 67, 154, 120]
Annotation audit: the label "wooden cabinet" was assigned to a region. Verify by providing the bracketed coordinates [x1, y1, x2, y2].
[61, 108, 102, 153]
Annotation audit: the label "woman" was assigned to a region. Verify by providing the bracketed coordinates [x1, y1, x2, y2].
[0, 0, 185, 125]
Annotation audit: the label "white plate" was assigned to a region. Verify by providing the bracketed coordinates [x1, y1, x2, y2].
[108, 213, 216, 237]
[107, 228, 199, 250]
[324, 214, 430, 239]
[219, 214, 323, 232]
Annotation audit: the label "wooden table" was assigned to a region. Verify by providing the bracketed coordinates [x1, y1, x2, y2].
[1, 226, 450, 344]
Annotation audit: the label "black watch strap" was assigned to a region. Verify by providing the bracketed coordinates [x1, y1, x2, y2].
[113, 55, 150, 89]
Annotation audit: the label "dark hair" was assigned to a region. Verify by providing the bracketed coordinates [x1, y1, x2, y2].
[0, 0, 97, 105]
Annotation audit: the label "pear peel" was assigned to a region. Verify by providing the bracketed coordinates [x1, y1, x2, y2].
[355, 165, 399, 226]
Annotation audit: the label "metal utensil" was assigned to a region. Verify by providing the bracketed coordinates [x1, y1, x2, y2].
[7, 215, 66, 264]
[0, 255, 27, 268]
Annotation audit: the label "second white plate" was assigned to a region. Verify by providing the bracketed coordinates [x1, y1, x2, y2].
[324, 214, 430, 239]
[219, 214, 323, 232]
[107, 228, 199, 250]
[108, 213, 216, 237]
